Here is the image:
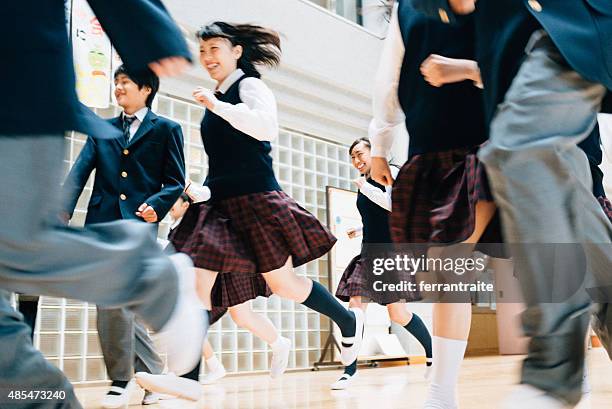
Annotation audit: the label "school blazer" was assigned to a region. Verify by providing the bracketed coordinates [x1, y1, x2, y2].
[409, 0, 612, 123]
[63, 111, 185, 224]
[0, 0, 190, 139]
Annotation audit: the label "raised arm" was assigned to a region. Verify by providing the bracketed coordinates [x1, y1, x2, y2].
[86, 0, 191, 75]
[357, 166, 400, 212]
[370, 5, 407, 186]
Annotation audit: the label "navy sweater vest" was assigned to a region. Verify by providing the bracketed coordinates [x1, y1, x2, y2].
[397, 0, 486, 157]
[200, 75, 281, 200]
[357, 178, 392, 244]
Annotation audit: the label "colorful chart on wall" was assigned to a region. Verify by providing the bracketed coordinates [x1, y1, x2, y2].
[70, 0, 112, 108]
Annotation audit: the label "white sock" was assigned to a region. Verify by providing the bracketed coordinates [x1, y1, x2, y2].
[270, 336, 284, 350]
[206, 356, 224, 372]
[425, 336, 467, 409]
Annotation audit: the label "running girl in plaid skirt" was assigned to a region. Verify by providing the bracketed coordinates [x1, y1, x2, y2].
[141, 22, 365, 398]
[369, 2, 502, 408]
[332, 137, 433, 390]
[137, 193, 291, 399]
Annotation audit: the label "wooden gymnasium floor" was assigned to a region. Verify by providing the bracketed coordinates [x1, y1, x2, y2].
[76, 348, 612, 409]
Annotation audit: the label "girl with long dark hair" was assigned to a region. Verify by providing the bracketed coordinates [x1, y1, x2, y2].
[139, 21, 364, 398]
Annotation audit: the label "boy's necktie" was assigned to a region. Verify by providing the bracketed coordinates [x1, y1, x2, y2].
[122, 115, 136, 145]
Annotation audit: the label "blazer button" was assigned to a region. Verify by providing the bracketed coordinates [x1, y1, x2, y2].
[123, 149, 129, 155]
[438, 8, 450, 23]
[121, 171, 128, 178]
[528, 0, 542, 12]
[120, 194, 127, 201]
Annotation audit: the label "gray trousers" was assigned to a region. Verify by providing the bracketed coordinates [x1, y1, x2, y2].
[0, 135, 178, 408]
[97, 307, 163, 381]
[479, 31, 612, 405]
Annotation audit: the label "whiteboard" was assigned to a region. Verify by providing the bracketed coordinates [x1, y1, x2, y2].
[326, 186, 362, 292]
[326, 186, 393, 358]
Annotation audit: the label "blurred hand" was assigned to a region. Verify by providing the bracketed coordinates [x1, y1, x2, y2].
[353, 176, 366, 190]
[347, 227, 359, 239]
[148, 56, 190, 77]
[136, 203, 158, 223]
[371, 157, 394, 186]
[449, 0, 476, 14]
[193, 87, 216, 110]
[420, 54, 480, 87]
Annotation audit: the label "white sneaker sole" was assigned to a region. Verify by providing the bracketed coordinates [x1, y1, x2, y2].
[135, 372, 202, 402]
[331, 373, 356, 390]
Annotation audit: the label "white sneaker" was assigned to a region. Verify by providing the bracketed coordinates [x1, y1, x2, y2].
[499, 385, 574, 409]
[141, 390, 161, 405]
[135, 372, 202, 401]
[201, 366, 227, 385]
[340, 308, 365, 366]
[331, 373, 356, 390]
[154, 253, 208, 375]
[100, 379, 136, 409]
[270, 336, 291, 378]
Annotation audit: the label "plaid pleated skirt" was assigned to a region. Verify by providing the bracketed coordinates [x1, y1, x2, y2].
[209, 306, 228, 326]
[210, 271, 272, 308]
[335, 255, 368, 302]
[170, 190, 337, 274]
[335, 254, 419, 304]
[391, 146, 502, 245]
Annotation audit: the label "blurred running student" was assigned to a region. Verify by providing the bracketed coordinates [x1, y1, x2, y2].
[370, 2, 499, 407]
[0, 1, 206, 408]
[63, 64, 186, 408]
[413, 0, 612, 406]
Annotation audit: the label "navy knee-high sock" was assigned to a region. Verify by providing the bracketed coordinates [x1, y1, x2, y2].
[343, 360, 357, 376]
[302, 281, 356, 337]
[405, 314, 432, 365]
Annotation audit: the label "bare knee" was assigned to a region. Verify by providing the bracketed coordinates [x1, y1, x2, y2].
[387, 304, 412, 326]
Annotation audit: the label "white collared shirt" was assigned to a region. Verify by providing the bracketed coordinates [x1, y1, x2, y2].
[358, 166, 401, 211]
[369, 5, 406, 159]
[210, 68, 279, 142]
[122, 106, 149, 141]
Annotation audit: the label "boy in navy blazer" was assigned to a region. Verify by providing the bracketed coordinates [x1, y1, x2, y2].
[402, 1, 612, 407]
[62, 65, 186, 408]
